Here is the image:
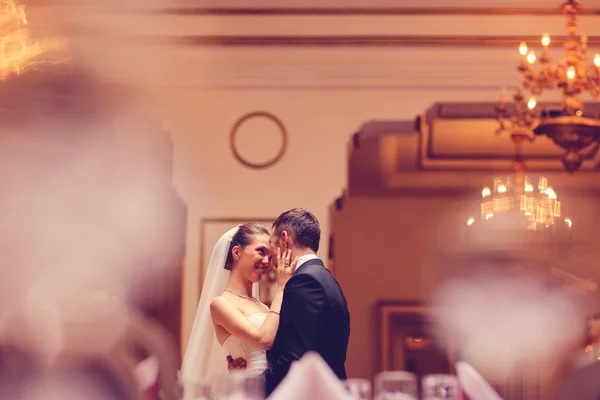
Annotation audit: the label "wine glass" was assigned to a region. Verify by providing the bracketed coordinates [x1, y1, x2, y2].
[344, 378, 372, 399]
[374, 371, 418, 400]
[422, 374, 460, 399]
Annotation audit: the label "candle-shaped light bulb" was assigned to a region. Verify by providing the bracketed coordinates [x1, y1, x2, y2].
[554, 201, 561, 217]
[524, 177, 533, 192]
[519, 42, 528, 56]
[527, 51, 536, 64]
[567, 66, 576, 80]
[541, 33, 550, 47]
[594, 54, 600, 68]
[527, 97, 537, 110]
[538, 176, 548, 192]
[467, 217, 475, 226]
[497, 184, 507, 194]
[482, 187, 491, 198]
[564, 218, 572, 228]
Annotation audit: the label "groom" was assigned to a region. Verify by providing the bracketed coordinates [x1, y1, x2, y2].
[228, 208, 350, 395]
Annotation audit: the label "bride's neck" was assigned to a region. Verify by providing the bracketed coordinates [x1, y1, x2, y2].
[226, 269, 253, 297]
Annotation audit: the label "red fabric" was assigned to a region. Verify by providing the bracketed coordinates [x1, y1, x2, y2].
[144, 381, 159, 400]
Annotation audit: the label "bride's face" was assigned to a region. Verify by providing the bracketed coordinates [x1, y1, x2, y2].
[235, 233, 271, 283]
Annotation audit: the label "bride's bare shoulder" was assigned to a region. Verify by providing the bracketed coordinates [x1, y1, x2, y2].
[210, 295, 230, 310]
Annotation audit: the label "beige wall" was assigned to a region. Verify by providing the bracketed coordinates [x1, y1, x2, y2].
[331, 195, 466, 379]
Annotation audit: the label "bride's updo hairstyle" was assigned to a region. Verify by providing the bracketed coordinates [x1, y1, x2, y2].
[224, 223, 270, 270]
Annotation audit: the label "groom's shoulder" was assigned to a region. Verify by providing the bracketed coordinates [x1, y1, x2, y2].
[295, 260, 338, 286]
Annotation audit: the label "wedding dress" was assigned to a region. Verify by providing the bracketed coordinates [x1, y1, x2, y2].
[222, 313, 269, 376]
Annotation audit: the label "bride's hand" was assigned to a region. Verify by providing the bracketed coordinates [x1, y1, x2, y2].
[275, 247, 298, 288]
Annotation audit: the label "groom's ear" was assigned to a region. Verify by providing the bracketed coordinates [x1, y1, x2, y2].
[281, 231, 293, 249]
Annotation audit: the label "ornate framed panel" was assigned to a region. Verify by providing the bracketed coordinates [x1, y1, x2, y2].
[377, 301, 455, 380]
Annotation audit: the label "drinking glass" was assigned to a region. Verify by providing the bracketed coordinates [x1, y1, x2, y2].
[374, 371, 418, 400]
[217, 371, 265, 400]
[344, 378, 372, 399]
[422, 374, 460, 400]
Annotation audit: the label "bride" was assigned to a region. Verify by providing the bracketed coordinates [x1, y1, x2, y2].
[180, 223, 297, 387]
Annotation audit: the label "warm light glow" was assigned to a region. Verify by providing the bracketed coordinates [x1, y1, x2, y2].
[475, 176, 571, 231]
[585, 345, 592, 352]
[527, 51, 536, 64]
[594, 54, 600, 68]
[0, 0, 63, 80]
[519, 42, 528, 56]
[564, 218, 572, 228]
[541, 33, 550, 47]
[527, 97, 537, 110]
[538, 177, 548, 192]
[567, 66, 576, 80]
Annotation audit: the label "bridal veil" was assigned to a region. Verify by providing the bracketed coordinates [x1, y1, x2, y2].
[180, 225, 260, 385]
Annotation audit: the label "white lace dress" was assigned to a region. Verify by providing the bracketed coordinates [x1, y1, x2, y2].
[222, 313, 269, 376]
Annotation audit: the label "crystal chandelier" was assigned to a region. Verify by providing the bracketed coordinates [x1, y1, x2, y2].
[467, 132, 573, 232]
[495, 0, 600, 173]
[467, 173, 572, 232]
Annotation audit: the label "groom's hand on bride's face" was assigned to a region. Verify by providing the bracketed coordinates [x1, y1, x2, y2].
[226, 355, 247, 371]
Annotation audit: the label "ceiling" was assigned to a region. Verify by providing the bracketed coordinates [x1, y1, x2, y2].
[20, 0, 600, 11]
[171, 0, 600, 9]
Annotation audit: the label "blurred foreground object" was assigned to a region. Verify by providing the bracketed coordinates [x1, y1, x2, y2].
[0, 0, 187, 359]
[0, 291, 180, 400]
[432, 274, 587, 399]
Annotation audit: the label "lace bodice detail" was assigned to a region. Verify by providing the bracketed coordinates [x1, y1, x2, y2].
[222, 313, 269, 376]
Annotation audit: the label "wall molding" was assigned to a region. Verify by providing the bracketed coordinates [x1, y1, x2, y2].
[118, 45, 580, 89]
[164, 35, 600, 47]
[133, 7, 600, 16]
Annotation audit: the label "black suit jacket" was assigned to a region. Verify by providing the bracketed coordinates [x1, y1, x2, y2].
[262, 258, 350, 395]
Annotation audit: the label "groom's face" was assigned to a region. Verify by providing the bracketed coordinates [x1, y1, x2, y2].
[269, 232, 278, 267]
[269, 229, 289, 267]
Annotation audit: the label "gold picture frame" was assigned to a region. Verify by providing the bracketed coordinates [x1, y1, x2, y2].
[229, 112, 288, 170]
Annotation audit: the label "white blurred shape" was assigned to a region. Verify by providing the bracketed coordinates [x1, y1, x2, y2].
[432, 275, 585, 382]
[456, 361, 503, 400]
[134, 356, 160, 391]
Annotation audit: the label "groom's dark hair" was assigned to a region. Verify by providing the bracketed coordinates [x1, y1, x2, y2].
[272, 208, 320, 252]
